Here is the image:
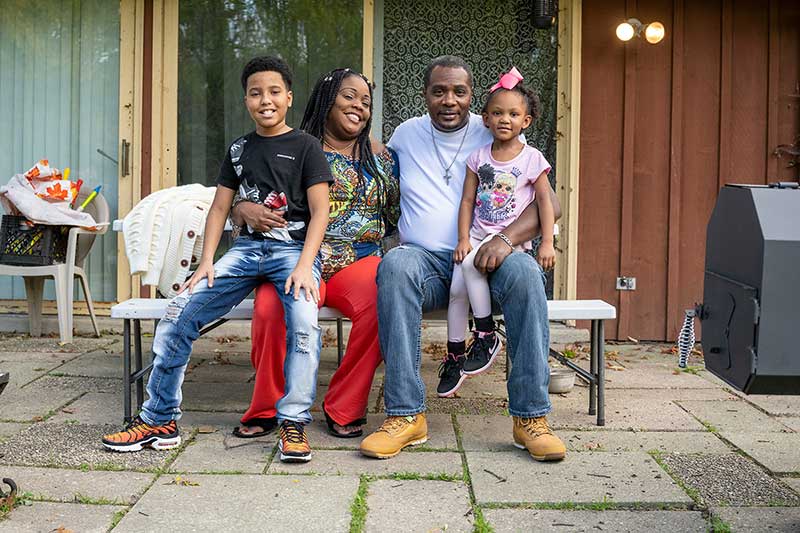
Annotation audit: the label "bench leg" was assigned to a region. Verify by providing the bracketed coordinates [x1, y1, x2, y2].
[589, 320, 597, 416]
[134, 319, 144, 413]
[123, 319, 132, 423]
[336, 318, 344, 366]
[597, 320, 606, 426]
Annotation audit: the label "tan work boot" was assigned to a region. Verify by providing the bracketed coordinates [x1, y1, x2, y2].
[513, 416, 566, 461]
[359, 414, 428, 459]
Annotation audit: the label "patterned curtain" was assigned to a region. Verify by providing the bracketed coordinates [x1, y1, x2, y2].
[382, 0, 558, 186]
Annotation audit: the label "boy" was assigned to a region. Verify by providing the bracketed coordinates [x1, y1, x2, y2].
[102, 56, 332, 463]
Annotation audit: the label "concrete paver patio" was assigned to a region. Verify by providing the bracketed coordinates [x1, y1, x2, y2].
[0, 333, 798, 532]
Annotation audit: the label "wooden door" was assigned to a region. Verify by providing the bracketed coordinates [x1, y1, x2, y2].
[578, 0, 800, 341]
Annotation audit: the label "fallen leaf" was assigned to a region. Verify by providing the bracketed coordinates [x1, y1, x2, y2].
[166, 475, 199, 487]
[61, 408, 75, 414]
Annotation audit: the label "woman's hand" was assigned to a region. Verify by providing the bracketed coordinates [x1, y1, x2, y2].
[537, 240, 556, 271]
[453, 239, 473, 264]
[284, 265, 320, 303]
[233, 202, 287, 232]
[181, 259, 214, 294]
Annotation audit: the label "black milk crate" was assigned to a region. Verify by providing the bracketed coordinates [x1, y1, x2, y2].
[0, 215, 68, 266]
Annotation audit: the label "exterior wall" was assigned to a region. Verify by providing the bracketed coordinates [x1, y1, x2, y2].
[578, 0, 800, 340]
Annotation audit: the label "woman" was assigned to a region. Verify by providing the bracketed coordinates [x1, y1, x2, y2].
[231, 68, 399, 438]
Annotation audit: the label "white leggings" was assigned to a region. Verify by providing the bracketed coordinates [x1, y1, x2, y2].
[447, 236, 494, 343]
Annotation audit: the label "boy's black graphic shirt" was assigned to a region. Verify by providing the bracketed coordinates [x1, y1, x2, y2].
[217, 129, 333, 241]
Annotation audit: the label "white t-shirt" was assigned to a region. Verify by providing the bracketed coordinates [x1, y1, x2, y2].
[388, 112, 494, 251]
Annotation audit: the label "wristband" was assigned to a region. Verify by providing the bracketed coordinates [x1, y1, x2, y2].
[495, 232, 514, 251]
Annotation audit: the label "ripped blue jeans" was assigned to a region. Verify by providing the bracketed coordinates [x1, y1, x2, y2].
[140, 237, 322, 426]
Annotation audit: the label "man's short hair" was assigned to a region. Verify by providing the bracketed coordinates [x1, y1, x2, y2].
[423, 55, 473, 89]
[240, 56, 293, 91]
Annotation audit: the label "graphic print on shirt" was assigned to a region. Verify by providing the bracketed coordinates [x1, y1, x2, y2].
[233, 143, 304, 242]
[230, 137, 246, 177]
[475, 163, 518, 224]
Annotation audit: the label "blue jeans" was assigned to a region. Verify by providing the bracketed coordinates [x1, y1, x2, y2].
[376, 244, 551, 418]
[141, 237, 322, 426]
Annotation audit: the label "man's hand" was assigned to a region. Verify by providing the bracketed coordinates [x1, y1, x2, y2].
[233, 202, 287, 232]
[472, 235, 514, 274]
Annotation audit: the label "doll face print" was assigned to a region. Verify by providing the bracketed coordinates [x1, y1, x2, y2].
[491, 174, 516, 210]
[475, 163, 519, 224]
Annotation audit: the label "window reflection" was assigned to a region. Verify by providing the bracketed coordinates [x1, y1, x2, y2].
[178, 0, 363, 187]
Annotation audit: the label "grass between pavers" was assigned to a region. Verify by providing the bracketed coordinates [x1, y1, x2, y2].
[708, 514, 733, 533]
[261, 442, 279, 473]
[453, 413, 494, 533]
[0, 490, 33, 522]
[478, 500, 693, 511]
[348, 475, 369, 533]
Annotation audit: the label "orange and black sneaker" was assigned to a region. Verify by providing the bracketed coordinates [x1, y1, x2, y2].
[101, 416, 181, 453]
[278, 420, 312, 463]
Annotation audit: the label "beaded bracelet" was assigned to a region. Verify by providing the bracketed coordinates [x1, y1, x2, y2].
[495, 232, 514, 251]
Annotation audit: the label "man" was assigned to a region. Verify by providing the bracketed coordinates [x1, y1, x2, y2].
[359, 56, 566, 461]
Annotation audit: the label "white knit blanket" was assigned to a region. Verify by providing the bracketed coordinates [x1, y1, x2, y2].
[123, 184, 215, 298]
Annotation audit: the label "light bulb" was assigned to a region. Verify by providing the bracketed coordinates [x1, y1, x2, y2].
[645, 22, 665, 44]
[616, 22, 635, 41]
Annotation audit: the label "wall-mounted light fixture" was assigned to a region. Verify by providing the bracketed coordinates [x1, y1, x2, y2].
[532, 0, 557, 29]
[616, 18, 666, 44]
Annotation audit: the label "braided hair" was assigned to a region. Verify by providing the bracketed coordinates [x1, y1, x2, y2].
[300, 68, 387, 235]
[300, 68, 381, 180]
[481, 82, 541, 122]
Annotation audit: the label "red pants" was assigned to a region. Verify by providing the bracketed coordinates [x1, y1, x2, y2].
[241, 256, 382, 426]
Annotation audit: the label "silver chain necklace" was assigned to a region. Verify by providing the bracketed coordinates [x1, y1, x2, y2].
[430, 119, 470, 184]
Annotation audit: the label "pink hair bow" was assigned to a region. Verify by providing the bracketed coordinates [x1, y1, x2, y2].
[489, 67, 524, 93]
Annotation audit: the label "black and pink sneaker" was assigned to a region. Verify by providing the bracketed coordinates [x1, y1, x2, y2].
[436, 353, 466, 397]
[462, 330, 502, 375]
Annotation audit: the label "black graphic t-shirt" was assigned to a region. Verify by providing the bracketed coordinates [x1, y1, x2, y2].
[217, 129, 333, 241]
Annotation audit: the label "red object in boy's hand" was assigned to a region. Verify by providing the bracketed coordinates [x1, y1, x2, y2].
[263, 191, 287, 211]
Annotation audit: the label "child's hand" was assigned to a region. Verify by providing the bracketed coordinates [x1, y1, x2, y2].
[454, 239, 473, 263]
[285, 265, 319, 302]
[182, 260, 214, 294]
[537, 241, 556, 271]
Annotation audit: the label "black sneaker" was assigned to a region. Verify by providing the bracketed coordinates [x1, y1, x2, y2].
[437, 353, 466, 397]
[462, 331, 503, 375]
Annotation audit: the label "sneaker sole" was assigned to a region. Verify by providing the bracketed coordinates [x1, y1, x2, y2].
[279, 441, 312, 463]
[102, 435, 181, 453]
[462, 337, 503, 376]
[437, 372, 467, 397]
[360, 436, 428, 459]
[513, 442, 566, 461]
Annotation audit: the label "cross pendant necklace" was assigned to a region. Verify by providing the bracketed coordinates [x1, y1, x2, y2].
[430, 119, 470, 185]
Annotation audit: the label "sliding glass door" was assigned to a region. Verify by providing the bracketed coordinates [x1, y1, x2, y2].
[177, 0, 364, 187]
[0, 0, 120, 301]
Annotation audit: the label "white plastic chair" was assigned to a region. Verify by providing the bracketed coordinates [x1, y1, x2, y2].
[0, 190, 109, 343]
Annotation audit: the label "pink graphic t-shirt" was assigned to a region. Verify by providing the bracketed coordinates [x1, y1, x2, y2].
[465, 143, 551, 250]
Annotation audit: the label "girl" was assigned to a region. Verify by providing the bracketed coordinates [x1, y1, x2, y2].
[438, 67, 556, 397]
